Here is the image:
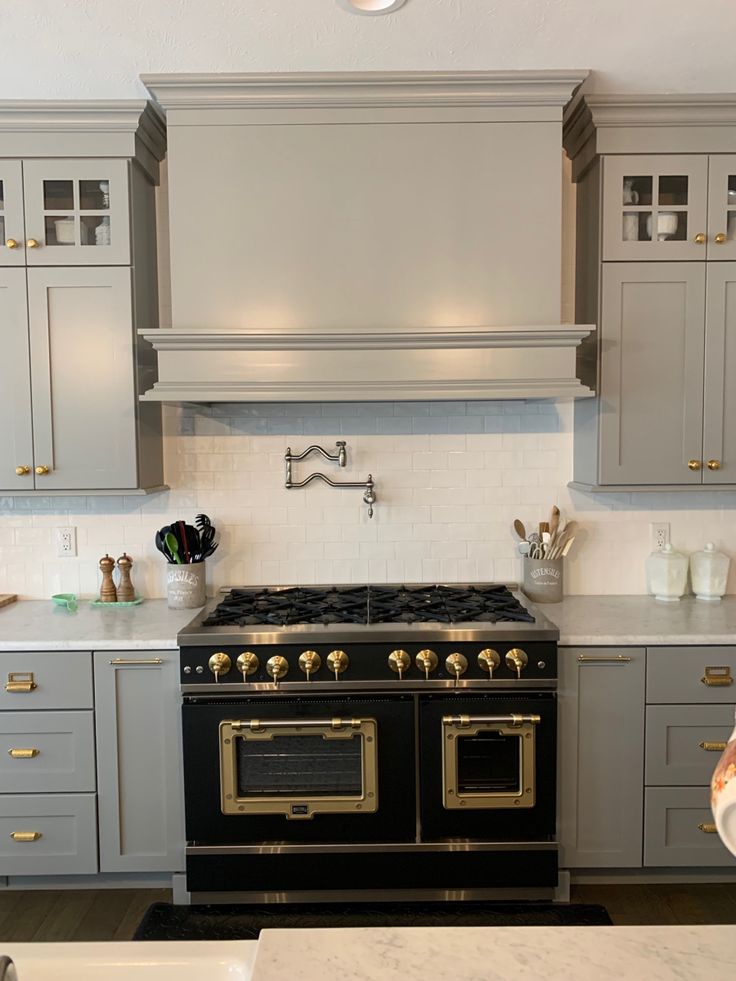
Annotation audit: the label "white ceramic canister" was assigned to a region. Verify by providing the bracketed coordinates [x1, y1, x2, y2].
[690, 542, 730, 601]
[711, 711, 736, 858]
[166, 561, 206, 609]
[645, 543, 689, 602]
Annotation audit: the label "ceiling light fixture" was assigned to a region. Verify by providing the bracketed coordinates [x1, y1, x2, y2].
[337, 0, 408, 14]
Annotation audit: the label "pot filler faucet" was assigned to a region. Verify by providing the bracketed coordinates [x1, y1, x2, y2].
[284, 441, 376, 518]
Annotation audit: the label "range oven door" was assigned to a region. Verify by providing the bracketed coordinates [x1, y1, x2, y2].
[183, 694, 416, 845]
[419, 693, 556, 842]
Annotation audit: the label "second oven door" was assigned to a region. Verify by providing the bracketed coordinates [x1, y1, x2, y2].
[418, 693, 556, 841]
[183, 694, 416, 844]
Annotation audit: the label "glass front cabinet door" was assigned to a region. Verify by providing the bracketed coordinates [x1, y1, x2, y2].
[21, 159, 130, 265]
[602, 155, 709, 261]
[0, 161, 26, 267]
[706, 156, 736, 261]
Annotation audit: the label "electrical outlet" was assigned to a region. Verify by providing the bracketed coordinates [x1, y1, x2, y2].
[650, 522, 670, 552]
[56, 526, 77, 558]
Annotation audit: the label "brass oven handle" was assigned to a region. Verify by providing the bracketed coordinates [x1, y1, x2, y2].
[232, 717, 366, 731]
[5, 672, 37, 693]
[442, 714, 541, 727]
[8, 748, 40, 759]
[109, 658, 163, 666]
[577, 655, 632, 663]
[699, 741, 728, 752]
[701, 666, 733, 687]
[698, 823, 718, 834]
[10, 831, 42, 842]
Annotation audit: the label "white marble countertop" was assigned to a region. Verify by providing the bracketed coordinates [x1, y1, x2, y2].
[0, 599, 198, 651]
[543, 595, 736, 647]
[251, 925, 736, 981]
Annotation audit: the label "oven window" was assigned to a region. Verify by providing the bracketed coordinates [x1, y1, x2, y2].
[236, 733, 363, 798]
[456, 732, 521, 796]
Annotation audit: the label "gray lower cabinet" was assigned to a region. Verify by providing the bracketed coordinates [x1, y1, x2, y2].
[644, 787, 733, 867]
[0, 793, 97, 876]
[558, 647, 646, 868]
[94, 651, 185, 873]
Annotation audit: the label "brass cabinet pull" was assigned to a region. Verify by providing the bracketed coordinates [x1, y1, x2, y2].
[694, 233, 707, 244]
[701, 666, 733, 687]
[34, 465, 50, 475]
[699, 741, 727, 752]
[577, 654, 632, 663]
[10, 831, 42, 842]
[15, 466, 31, 476]
[698, 823, 718, 834]
[26, 239, 39, 249]
[714, 233, 727, 244]
[5, 672, 37, 693]
[707, 459, 722, 471]
[109, 658, 163, 666]
[6, 238, 19, 249]
[688, 459, 702, 471]
[8, 748, 40, 759]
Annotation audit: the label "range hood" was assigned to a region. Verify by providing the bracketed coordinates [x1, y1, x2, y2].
[140, 71, 594, 403]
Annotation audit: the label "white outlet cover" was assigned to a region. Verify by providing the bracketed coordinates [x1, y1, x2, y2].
[337, 0, 407, 15]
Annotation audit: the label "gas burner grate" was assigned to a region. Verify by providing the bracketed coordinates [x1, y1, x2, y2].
[202, 584, 534, 628]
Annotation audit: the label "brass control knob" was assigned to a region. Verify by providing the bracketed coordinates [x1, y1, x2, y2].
[388, 649, 410, 680]
[707, 459, 722, 471]
[15, 466, 31, 476]
[327, 649, 349, 680]
[505, 647, 528, 679]
[415, 648, 438, 680]
[694, 233, 706, 245]
[6, 239, 18, 250]
[26, 239, 39, 249]
[478, 648, 501, 678]
[35, 465, 50, 475]
[445, 652, 468, 686]
[715, 233, 727, 244]
[208, 652, 232, 682]
[688, 459, 702, 471]
[298, 649, 322, 681]
[236, 651, 259, 680]
[266, 655, 289, 686]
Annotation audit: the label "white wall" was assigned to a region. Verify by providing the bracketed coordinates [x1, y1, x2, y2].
[1, 0, 735, 99]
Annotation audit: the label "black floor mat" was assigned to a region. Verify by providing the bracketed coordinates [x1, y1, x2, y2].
[134, 900, 612, 940]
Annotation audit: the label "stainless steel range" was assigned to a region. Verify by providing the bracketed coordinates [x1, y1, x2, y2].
[178, 583, 559, 903]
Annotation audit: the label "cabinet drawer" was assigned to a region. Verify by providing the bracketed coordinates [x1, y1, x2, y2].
[0, 651, 93, 710]
[0, 711, 95, 793]
[647, 647, 736, 704]
[646, 704, 734, 786]
[644, 787, 734, 867]
[0, 793, 97, 875]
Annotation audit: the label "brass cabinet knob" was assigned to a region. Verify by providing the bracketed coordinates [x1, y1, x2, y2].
[236, 651, 259, 679]
[707, 459, 722, 471]
[327, 649, 349, 680]
[15, 466, 31, 476]
[5, 239, 18, 249]
[445, 652, 468, 686]
[208, 652, 231, 681]
[266, 655, 289, 686]
[694, 233, 706, 245]
[298, 649, 321, 680]
[714, 233, 727, 244]
[478, 648, 501, 677]
[388, 649, 410, 679]
[688, 459, 702, 471]
[415, 648, 438, 679]
[505, 647, 528, 678]
[35, 465, 50, 475]
[26, 238, 39, 249]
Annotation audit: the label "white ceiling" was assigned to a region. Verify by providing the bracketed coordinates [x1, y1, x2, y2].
[2, 0, 734, 99]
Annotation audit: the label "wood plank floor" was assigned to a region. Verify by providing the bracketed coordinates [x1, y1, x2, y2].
[0, 884, 734, 941]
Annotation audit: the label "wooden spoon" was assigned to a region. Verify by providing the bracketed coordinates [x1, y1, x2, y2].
[513, 519, 527, 541]
[549, 505, 561, 545]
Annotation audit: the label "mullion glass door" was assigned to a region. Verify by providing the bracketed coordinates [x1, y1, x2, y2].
[707, 155, 736, 260]
[0, 161, 26, 267]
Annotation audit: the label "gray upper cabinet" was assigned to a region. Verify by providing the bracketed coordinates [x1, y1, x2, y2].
[703, 262, 736, 483]
[558, 647, 646, 868]
[0, 102, 166, 494]
[705, 155, 736, 261]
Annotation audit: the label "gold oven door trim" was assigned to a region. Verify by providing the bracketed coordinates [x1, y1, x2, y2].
[219, 717, 378, 820]
[442, 713, 540, 810]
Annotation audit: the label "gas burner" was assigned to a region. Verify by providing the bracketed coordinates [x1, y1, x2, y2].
[203, 586, 370, 627]
[368, 584, 535, 624]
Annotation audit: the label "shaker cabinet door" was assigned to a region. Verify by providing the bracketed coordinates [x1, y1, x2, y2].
[599, 263, 706, 485]
[706, 155, 736, 261]
[0, 161, 26, 266]
[703, 262, 736, 484]
[26, 266, 139, 490]
[22, 158, 130, 266]
[0, 268, 34, 491]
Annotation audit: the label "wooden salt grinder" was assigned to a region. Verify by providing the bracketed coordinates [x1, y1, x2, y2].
[99, 554, 117, 603]
[116, 553, 135, 603]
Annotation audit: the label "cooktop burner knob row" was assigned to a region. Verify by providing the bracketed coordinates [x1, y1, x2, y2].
[445, 652, 468, 686]
[208, 652, 231, 682]
[388, 649, 411, 680]
[236, 651, 259, 680]
[298, 650, 322, 681]
[266, 655, 289, 687]
[478, 648, 501, 678]
[415, 648, 438, 679]
[327, 649, 349, 680]
[505, 647, 529, 678]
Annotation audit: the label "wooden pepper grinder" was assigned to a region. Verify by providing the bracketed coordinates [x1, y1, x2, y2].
[116, 553, 135, 603]
[99, 554, 117, 603]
